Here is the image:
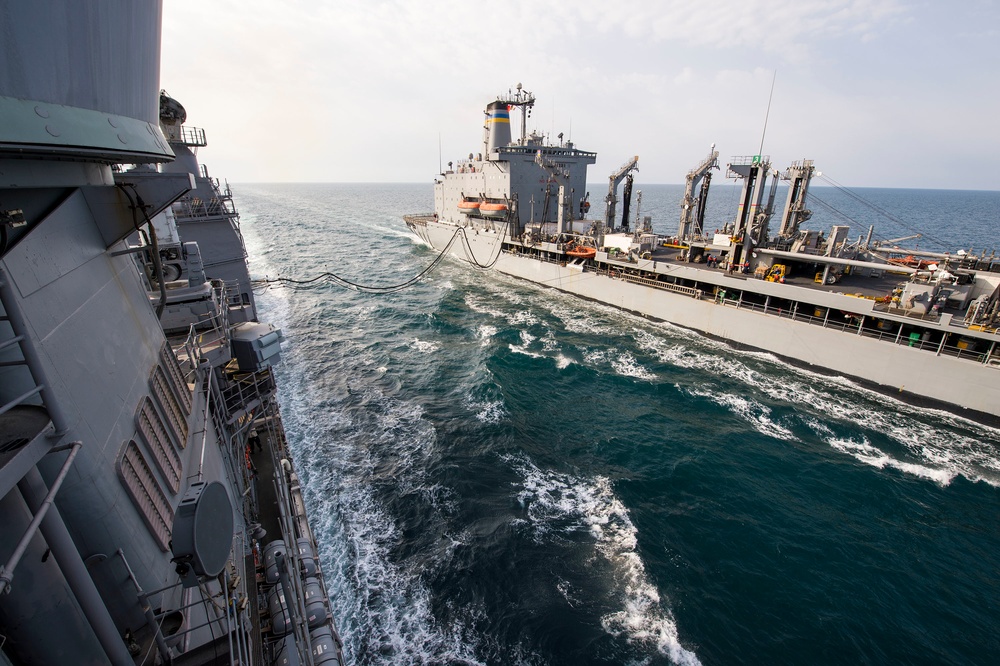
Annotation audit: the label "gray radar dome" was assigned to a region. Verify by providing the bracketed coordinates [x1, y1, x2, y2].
[171, 481, 234, 586]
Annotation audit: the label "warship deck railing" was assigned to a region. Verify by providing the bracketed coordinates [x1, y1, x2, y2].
[505, 251, 1000, 367]
[173, 194, 238, 220]
[178, 282, 233, 376]
[163, 124, 207, 147]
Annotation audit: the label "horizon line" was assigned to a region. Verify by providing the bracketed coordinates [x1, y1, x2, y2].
[227, 181, 1000, 193]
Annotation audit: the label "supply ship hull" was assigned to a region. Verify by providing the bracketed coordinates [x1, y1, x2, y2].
[407, 86, 1000, 422]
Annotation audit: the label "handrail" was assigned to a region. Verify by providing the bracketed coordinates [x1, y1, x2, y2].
[0, 386, 44, 418]
[717, 296, 999, 366]
[172, 195, 237, 220]
[503, 244, 1000, 368]
[0, 269, 69, 433]
[180, 280, 232, 375]
[163, 124, 207, 147]
[0, 442, 82, 594]
[196, 365, 213, 481]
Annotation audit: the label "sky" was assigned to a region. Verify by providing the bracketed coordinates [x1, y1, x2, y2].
[160, 0, 1000, 190]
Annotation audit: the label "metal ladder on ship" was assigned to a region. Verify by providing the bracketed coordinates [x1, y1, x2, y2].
[0, 266, 133, 665]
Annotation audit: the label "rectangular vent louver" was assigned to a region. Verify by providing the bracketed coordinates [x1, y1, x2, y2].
[118, 440, 173, 551]
[151, 365, 189, 448]
[160, 343, 193, 413]
[135, 397, 182, 493]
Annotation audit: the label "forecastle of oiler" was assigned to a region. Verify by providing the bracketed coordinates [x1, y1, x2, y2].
[406, 85, 1000, 423]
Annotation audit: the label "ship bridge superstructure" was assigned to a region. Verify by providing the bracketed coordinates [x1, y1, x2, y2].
[159, 92, 256, 323]
[437, 87, 597, 235]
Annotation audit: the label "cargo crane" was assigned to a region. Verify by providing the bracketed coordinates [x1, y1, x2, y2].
[727, 154, 777, 269]
[678, 145, 719, 240]
[604, 155, 639, 234]
[777, 159, 815, 238]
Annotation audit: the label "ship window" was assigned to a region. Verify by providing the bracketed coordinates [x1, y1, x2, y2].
[159, 344, 193, 413]
[242, 292, 250, 305]
[118, 439, 173, 551]
[135, 397, 182, 493]
[151, 365, 189, 448]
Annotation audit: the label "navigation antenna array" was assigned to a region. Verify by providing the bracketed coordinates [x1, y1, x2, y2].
[497, 83, 536, 145]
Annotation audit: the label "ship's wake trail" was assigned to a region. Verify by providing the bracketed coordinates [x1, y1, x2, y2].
[287, 383, 486, 665]
[634, 326, 1000, 488]
[469, 270, 996, 488]
[504, 453, 703, 665]
[472, 272, 1000, 489]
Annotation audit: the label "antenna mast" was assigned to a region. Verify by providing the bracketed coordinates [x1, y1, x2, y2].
[496, 83, 535, 145]
[758, 71, 776, 157]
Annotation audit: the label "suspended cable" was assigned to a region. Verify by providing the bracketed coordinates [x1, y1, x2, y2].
[456, 218, 509, 269]
[807, 191, 863, 227]
[253, 220, 510, 294]
[815, 174, 952, 250]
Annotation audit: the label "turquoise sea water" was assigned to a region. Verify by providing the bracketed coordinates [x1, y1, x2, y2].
[237, 183, 1000, 665]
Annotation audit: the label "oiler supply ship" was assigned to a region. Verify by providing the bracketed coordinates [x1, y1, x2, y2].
[406, 85, 1000, 422]
[1, 2, 343, 664]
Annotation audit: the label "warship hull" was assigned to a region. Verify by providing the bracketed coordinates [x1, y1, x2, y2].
[0, 3, 344, 664]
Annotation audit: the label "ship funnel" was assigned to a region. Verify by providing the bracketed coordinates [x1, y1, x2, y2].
[484, 101, 512, 156]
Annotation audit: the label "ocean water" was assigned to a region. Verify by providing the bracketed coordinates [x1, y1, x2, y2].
[237, 182, 1000, 665]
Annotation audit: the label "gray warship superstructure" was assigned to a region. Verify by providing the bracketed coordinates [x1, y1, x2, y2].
[1, 2, 343, 664]
[406, 85, 1000, 422]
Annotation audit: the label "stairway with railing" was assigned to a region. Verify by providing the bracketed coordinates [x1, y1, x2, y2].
[0, 267, 129, 662]
[0, 267, 71, 500]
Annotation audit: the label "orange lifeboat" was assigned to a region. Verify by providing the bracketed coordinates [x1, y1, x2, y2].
[457, 199, 481, 214]
[566, 245, 596, 259]
[480, 202, 508, 218]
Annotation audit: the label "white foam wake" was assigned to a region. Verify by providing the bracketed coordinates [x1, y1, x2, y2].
[633, 328, 1000, 487]
[410, 337, 440, 353]
[684, 387, 798, 442]
[828, 436, 958, 486]
[466, 263, 999, 488]
[581, 348, 658, 381]
[275, 371, 482, 664]
[505, 454, 702, 665]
